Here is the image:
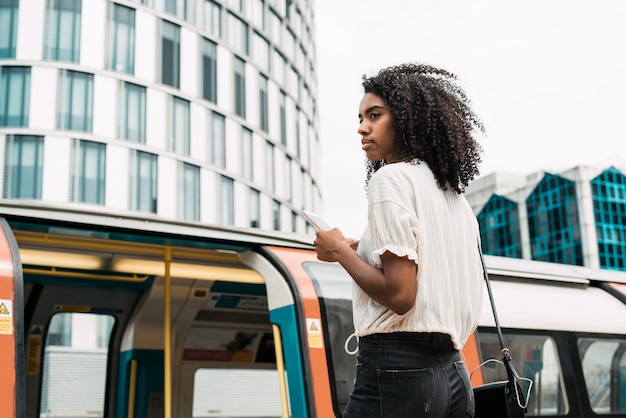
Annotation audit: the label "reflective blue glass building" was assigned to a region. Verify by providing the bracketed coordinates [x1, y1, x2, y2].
[0, 0, 321, 234]
[466, 165, 626, 271]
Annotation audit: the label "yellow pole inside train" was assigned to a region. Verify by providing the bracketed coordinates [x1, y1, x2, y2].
[164, 248, 172, 418]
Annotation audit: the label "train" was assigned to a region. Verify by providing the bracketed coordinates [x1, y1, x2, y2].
[1, 200, 626, 418]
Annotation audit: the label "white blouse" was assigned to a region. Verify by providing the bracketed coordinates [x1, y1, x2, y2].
[354, 161, 484, 350]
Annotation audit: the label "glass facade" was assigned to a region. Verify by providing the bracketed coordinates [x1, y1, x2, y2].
[161, 20, 180, 88]
[526, 173, 583, 265]
[219, 175, 234, 225]
[171, 96, 190, 156]
[233, 56, 246, 118]
[61, 71, 93, 132]
[4, 135, 43, 199]
[182, 162, 200, 222]
[120, 82, 146, 143]
[135, 151, 157, 213]
[47, 0, 81, 62]
[0, 66, 30, 127]
[0, 0, 19, 58]
[108, 3, 135, 74]
[76, 140, 106, 204]
[478, 194, 522, 258]
[0, 0, 321, 233]
[591, 167, 626, 271]
[202, 39, 217, 103]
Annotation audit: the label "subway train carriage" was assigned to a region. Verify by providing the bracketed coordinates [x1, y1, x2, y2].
[1, 202, 626, 417]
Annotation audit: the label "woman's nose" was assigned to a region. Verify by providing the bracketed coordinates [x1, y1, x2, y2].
[358, 120, 369, 135]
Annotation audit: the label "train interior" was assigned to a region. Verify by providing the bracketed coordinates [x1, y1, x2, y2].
[15, 215, 305, 418]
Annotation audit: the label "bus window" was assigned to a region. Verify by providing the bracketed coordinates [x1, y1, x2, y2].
[578, 337, 626, 414]
[40, 312, 115, 417]
[192, 368, 282, 417]
[303, 262, 355, 415]
[477, 330, 568, 416]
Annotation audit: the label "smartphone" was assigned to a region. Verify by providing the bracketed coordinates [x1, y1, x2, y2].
[302, 210, 331, 230]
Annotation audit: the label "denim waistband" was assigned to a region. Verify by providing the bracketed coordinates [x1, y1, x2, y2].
[360, 332, 453, 349]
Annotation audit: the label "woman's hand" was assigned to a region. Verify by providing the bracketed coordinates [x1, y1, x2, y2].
[313, 228, 349, 262]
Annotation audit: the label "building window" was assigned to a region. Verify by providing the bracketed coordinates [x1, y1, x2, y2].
[291, 210, 297, 233]
[60, 70, 93, 132]
[526, 173, 583, 265]
[227, 12, 249, 55]
[108, 3, 135, 74]
[74, 140, 106, 204]
[201, 0, 221, 37]
[295, 114, 301, 158]
[252, 31, 269, 71]
[171, 96, 190, 156]
[241, 127, 253, 180]
[591, 167, 626, 271]
[4, 135, 43, 199]
[477, 194, 522, 258]
[46, 0, 81, 62]
[211, 111, 225, 168]
[161, 20, 180, 88]
[120, 82, 146, 143]
[259, 74, 268, 132]
[135, 151, 157, 213]
[155, 0, 184, 19]
[234, 56, 246, 118]
[202, 38, 217, 103]
[219, 175, 234, 225]
[249, 187, 259, 228]
[285, 155, 292, 201]
[181, 163, 200, 221]
[265, 141, 274, 192]
[0, 66, 30, 127]
[279, 91, 286, 145]
[250, 0, 264, 29]
[0, 0, 19, 58]
[272, 199, 280, 230]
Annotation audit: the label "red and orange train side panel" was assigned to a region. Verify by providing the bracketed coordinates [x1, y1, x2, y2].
[0, 218, 23, 418]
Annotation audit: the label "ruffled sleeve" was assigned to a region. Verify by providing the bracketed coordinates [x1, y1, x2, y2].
[367, 169, 420, 267]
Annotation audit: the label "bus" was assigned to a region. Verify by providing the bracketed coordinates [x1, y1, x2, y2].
[1, 201, 626, 417]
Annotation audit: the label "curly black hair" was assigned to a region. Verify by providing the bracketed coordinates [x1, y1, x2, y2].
[362, 63, 484, 194]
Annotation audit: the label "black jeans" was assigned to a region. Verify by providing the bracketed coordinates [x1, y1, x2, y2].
[343, 332, 474, 418]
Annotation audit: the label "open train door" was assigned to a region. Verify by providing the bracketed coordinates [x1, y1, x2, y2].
[0, 217, 25, 418]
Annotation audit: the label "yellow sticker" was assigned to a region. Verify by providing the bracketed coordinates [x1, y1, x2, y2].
[306, 318, 323, 348]
[0, 300, 13, 335]
[27, 325, 43, 375]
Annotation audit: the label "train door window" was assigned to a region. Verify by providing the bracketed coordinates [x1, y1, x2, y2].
[192, 368, 282, 417]
[477, 330, 568, 416]
[40, 312, 115, 417]
[578, 337, 626, 414]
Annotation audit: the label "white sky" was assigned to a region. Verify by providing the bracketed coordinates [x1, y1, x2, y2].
[313, 0, 626, 238]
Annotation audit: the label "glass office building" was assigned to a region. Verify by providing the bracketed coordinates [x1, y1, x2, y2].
[467, 165, 626, 271]
[0, 0, 321, 233]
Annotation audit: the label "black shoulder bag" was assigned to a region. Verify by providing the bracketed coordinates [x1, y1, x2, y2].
[472, 245, 531, 418]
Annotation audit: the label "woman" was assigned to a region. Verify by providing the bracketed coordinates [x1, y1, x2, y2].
[313, 63, 485, 417]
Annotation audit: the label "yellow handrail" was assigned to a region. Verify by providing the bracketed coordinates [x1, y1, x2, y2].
[127, 359, 137, 418]
[164, 247, 172, 418]
[272, 324, 291, 418]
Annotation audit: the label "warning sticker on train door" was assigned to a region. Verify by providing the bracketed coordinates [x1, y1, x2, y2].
[306, 318, 323, 348]
[0, 299, 12, 334]
[27, 325, 43, 375]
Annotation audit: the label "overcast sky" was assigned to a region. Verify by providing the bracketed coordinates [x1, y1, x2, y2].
[313, 0, 626, 238]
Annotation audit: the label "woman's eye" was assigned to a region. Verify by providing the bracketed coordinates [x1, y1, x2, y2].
[370, 113, 380, 119]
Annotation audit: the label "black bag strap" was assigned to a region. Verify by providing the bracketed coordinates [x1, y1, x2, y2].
[478, 242, 527, 410]
[477, 242, 506, 350]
